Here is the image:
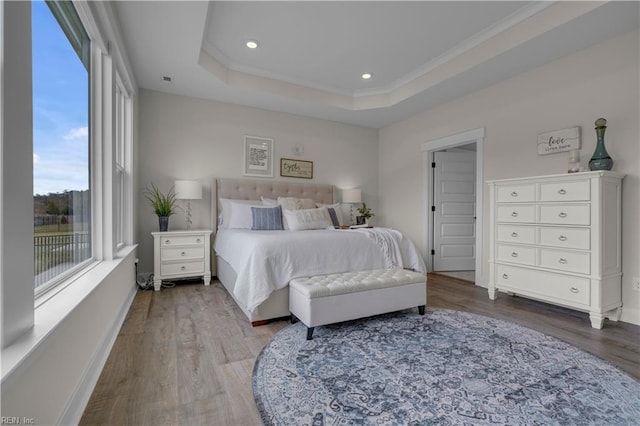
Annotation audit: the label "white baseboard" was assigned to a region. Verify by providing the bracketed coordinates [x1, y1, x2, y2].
[620, 306, 640, 326]
[57, 285, 136, 425]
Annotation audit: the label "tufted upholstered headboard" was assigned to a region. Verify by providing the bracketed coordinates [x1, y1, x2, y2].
[212, 178, 336, 222]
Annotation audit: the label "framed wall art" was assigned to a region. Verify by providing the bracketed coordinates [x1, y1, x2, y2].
[280, 158, 313, 179]
[537, 127, 580, 155]
[243, 136, 274, 177]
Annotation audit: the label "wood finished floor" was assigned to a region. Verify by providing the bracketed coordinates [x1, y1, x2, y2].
[80, 274, 640, 425]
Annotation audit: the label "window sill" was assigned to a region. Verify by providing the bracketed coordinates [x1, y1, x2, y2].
[1, 244, 137, 384]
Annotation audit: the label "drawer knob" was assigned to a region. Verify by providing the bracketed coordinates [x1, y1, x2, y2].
[511, 212, 518, 217]
[558, 235, 567, 241]
[511, 252, 518, 258]
[558, 189, 567, 195]
[502, 273, 509, 279]
[165, 239, 171, 244]
[181, 251, 186, 256]
[197, 238, 201, 243]
[181, 266, 186, 271]
[570, 287, 579, 293]
[559, 258, 568, 264]
[558, 212, 567, 218]
[511, 232, 518, 238]
[510, 191, 518, 197]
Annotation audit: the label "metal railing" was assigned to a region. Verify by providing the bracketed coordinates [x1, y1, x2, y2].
[34, 233, 90, 288]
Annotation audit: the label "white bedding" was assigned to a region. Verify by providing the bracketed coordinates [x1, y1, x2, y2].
[214, 227, 426, 313]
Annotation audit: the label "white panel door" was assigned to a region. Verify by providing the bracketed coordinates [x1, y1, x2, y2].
[433, 151, 476, 271]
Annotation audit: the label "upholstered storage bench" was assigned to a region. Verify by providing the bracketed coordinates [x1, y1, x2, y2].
[289, 268, 426, 340]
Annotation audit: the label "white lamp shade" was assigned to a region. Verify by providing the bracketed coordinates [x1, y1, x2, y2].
[174, 180, 202, 200]
[342, 188, 362, 204]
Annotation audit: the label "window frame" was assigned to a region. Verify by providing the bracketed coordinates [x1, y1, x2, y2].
[33, 0, 93, 300]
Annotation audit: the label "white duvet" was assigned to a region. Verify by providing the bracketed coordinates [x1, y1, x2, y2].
[214, 227, 426, 313]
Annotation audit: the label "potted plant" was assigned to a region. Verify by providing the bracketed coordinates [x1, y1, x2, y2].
[144, 183, 177, 232]
[356, 202, 375, 225]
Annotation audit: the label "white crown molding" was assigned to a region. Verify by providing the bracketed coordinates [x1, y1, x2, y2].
[199, 1, 607, 111]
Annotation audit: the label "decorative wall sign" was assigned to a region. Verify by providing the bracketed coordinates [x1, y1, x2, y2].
[244, 136, 274, 177]
[537, 127, 580, 155]
[280, 158, 313, 179]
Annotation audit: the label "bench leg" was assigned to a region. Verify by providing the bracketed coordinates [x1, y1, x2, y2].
[291, 314, 298, 324]
[306, 327, 315, 340]
[418, 305, 425, 315]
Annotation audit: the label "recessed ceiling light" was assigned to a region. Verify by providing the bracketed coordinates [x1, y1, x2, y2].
[246, 40, 260, 49]
[362, 73, 372, 80]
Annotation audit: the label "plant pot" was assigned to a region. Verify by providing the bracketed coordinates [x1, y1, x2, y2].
[356, 216, 366, 225]
[158, 216, 169, 232]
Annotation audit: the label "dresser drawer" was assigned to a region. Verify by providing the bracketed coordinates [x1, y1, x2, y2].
[496, 265, 590, 306]
[540, 180, 590, 202]
[539, 204, 590, 225]
[496, 184, 535, 203]
[160, 260, 205, 276]
[497, 205, 535, 223]
[161, 246, 204, 261]
[539, 227, 590, 250]
[497, 244, 536, 266]
[160, 234, 206, 246]
[539, 249, 590, 274]
[497, 225, 535, 245]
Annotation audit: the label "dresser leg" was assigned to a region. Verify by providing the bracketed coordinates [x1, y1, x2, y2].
[203, 273, 211, 286]
[488, 288, 497, 300]
[153, 278, 161, 291]
[589, 312, 604, 329]
[607, 307, 623, 322]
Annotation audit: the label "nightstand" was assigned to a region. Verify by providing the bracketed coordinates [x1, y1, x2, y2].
[151, 230, 212, 291]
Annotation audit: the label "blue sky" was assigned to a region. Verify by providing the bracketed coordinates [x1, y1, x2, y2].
[32, 0, 89, 196]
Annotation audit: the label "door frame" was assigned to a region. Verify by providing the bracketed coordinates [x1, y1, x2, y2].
[421, 128, 485, 286]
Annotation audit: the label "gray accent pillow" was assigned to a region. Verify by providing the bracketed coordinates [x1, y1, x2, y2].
[251, 205, 284, 231]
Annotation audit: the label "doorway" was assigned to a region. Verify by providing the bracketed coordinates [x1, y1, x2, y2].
[421, 128, 484, 286]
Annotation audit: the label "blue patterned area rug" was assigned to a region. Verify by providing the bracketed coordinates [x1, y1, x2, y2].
[252, 309, 640, 425]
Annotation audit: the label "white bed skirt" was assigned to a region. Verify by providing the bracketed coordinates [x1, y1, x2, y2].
[216, 256, 290, 325]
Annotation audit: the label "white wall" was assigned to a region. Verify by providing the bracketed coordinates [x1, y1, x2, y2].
[136, 89, 379, 273]
[379, 31, 640, 324]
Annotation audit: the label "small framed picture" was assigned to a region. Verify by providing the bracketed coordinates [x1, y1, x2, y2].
[243, 136, 274, 177]
[280, 158, 313, 179]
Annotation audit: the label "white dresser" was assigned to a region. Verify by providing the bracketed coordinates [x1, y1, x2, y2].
[488, 171, 624, 329]
[152, 230, 212, 291]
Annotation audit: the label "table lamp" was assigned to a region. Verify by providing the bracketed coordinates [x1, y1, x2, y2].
[174, 180, 202, 230]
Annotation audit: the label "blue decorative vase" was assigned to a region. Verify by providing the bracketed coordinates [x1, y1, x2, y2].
[158, 216, 169, 232]
[589, 118, 613, 171]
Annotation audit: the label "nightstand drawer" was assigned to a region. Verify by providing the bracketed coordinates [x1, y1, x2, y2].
[497, 265, 589, 306]
[160, 235, 205, 246]
[540, 180, 590, 202]
[539, 249, 590, 274]
[497, 225, 535, 244]
[497, 205, 535, 223]
[539, 227, 590, 250]
[161, 246, 204, 261]
[160, 261, 205, 276]
[496, 184, 535, 203]
[539, 204, 590, 225]
[497, 244, 535, 266]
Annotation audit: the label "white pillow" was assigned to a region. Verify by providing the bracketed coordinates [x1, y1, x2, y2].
[219, 198, 262, 229]
[277, 196, 316, 210]
[316, 202, 345, 226]
[283, 207, 332, 231]
[261, 196, 278, 206]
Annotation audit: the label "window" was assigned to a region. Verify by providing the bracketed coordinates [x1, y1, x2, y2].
[33, 0, 91, 295]
[114, 76, 131, 249]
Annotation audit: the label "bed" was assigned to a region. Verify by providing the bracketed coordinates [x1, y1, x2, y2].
[211, 178, 426, 326]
